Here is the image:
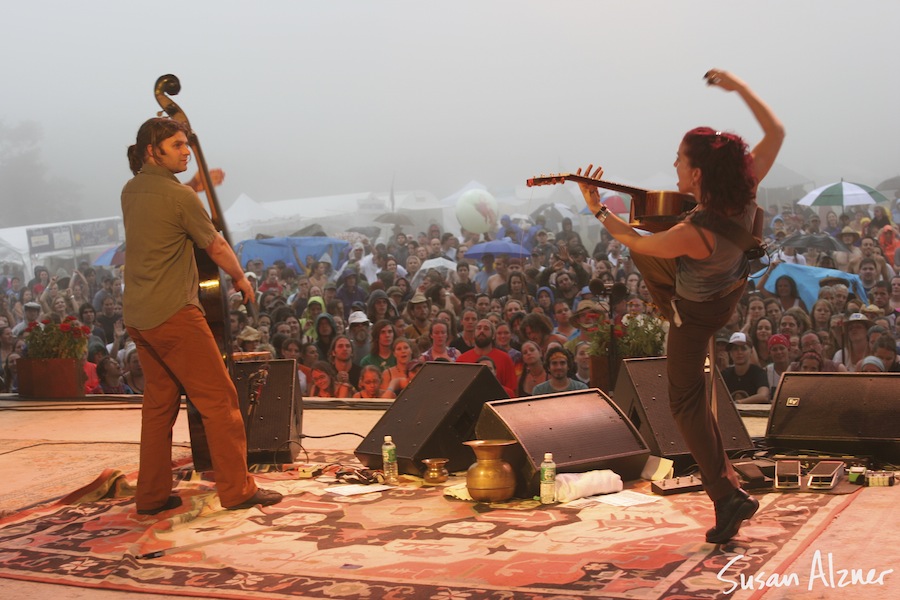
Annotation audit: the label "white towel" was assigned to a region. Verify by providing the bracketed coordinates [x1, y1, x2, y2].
[555, 470, 623, 503]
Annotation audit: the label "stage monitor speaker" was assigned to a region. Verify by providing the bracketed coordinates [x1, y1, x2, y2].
[236, 359, 303, 465]
[475, 389, 650, 497]
[612, 357, 753, 467]
[188, 359, 303, 470]
[766, 372, 900, 463]
[355, 362, 509, 476]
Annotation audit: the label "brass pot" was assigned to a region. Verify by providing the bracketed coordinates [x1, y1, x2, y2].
[463, 440, 517, 502]
[422, 458, 450, 484]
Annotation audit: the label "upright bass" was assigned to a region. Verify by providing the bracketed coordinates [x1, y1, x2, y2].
[153, 74, 235, 470]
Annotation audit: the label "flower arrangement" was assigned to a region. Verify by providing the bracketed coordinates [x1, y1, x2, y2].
[24, 316, 92, 359]
[589, 313, 668, 358]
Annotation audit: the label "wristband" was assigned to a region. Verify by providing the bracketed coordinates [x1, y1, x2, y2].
[594, 206, 609, 222]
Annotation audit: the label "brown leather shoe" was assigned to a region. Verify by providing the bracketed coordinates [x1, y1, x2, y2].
[137, 495, 182, 515]
[706, 488, 759, 544]
[225, 488, 283, 510]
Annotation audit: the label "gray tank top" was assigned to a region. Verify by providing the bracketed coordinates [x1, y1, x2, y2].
[675, 208, 752, 302]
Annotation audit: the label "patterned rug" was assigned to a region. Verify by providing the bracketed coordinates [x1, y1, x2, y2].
[0, 450, 860, 600]
[0, 439, 193, 516]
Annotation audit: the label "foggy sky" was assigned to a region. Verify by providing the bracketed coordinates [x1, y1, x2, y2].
[2, 0, 898, 225]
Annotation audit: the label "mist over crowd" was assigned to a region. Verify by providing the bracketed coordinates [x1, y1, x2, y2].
[1, 1, 898, 229]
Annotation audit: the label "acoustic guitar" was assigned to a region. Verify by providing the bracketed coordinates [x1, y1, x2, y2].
[527, 172, 696, 232]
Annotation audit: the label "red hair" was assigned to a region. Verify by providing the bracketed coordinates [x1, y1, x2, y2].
[681, 127, 756, 216]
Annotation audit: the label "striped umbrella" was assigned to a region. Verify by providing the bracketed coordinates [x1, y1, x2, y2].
[797, 181, 889, 208]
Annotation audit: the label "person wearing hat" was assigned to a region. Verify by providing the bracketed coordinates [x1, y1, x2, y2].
[833, 313, 873, 371]
[858, 355, 886, 373]
[403, 293, 431, 340]
[347, 311, 371, 365]
[11, 301, 42, 336]
[721, 332, 769, 404]
[832, 226, 862, 271]
[334, 268, 366, 320]
[533, 230, 555, 263]
[763, 333, 792, 398]
[877, 225, 900, 269]
[235, 326, 262, 354]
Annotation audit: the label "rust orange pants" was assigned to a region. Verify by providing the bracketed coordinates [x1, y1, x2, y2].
[128, 305, 256, 510]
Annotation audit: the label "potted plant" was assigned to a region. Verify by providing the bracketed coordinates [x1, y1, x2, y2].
[18, 316, 91, 398]
[589, 313, 668, 391]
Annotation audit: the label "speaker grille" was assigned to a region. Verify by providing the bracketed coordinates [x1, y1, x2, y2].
[355, 362, 508, 475]
[476, 389, 650, 496]
[612, 357, 752, 464]
[767, 373, 900, 461]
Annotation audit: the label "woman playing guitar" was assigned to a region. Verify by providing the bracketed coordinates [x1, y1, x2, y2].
[578, 69, 784, 544]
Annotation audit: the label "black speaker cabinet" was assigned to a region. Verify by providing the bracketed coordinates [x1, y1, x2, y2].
[766, 372, 900, 463]
[355, 362, 509, 475]
[475, 389, 651, 497]
[188, 359, 302, 470]
[236, 359, 303, 465]
[612, 357, 753, 468]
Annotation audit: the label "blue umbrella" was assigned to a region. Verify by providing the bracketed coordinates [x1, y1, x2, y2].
[94, 242, 125, 266]
[465, 240, 531, 259]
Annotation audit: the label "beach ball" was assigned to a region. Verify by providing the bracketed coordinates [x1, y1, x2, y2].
[456, 189, 498, 234]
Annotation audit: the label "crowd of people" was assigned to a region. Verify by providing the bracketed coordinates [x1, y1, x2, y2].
[2, 200, 899, 400]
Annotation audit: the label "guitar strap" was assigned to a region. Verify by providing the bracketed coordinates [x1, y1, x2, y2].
[688, 209, 766, 258]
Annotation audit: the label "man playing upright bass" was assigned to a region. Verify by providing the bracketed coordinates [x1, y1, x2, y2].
[122, 117, 283, 514]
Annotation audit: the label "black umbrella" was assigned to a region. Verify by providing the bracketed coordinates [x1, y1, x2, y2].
[777, 232, 849, 253]
[876, 175, 900, 192]
[375, 212, 415, 226]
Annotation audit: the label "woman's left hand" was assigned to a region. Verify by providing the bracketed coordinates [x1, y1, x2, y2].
[575, 164, 605, 214]
[187, 168, 226, 193]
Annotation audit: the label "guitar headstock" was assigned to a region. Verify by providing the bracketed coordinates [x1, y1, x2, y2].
[526, 173, 572, 187]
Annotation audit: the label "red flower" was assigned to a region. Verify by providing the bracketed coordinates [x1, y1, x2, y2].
[41, 319, 51, 325]
[60, 322, 72, 332]
[65, 315, 78, 321]
[81, 326, 92, 335]
[25, 321, 38, 332]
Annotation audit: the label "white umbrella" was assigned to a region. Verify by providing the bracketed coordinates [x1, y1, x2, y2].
[797, 181, 889, 208]
[410, 257, 458, 289]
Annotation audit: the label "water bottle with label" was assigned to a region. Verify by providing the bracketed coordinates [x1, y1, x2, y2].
[382, 435, 399, 485]
[540, 452, 556, 504]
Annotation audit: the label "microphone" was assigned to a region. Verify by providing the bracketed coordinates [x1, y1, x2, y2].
[588, 278, 611, 296]
[609, 283, 629, 306]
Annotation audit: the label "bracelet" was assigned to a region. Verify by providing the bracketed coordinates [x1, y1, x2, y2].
[594, 206, 609, 222]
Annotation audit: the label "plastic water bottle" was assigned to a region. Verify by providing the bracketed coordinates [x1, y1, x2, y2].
[382, 435, 399, 485]
[540, 452, 556, 504]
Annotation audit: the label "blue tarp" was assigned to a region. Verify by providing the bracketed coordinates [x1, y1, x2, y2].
[233, 236, 349, 271]
[758, 262, 867, 309]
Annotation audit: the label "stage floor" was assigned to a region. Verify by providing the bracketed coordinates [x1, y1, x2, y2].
[0, 395, 896, 600]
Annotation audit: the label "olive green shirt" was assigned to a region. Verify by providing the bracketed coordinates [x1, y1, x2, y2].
[121, 163, 217, 329]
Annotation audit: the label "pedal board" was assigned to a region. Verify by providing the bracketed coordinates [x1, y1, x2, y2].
[651, 474, 703, 496]
[807, 461, 845, 490]
[864, 470, 896, 487]
[775, 459, 801, 490]
[732, 459, 774, 489]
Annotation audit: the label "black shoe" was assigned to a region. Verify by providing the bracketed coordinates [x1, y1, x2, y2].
[137, 495, 183, 515]
[705, 488, 759, 544]
[225, 488, 283, 510]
